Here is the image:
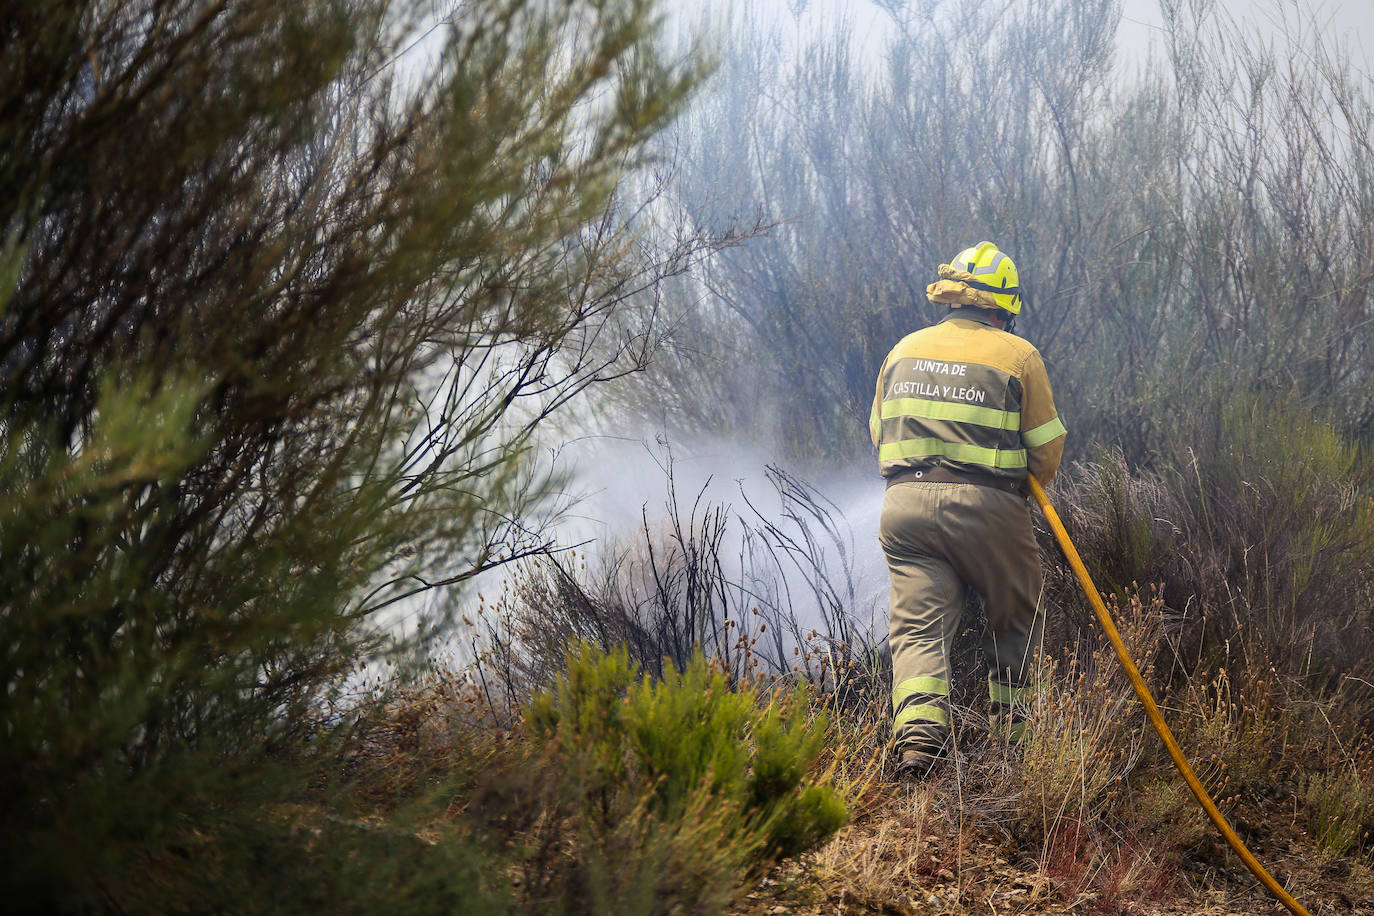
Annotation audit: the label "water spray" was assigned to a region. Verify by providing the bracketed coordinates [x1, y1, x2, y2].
[1028, 473, 1312, 916]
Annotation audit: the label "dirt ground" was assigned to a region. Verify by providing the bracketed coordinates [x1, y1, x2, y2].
[735, 779, 1374, 916]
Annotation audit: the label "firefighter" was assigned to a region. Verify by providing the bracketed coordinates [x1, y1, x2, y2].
[870, 241, 1066, 780]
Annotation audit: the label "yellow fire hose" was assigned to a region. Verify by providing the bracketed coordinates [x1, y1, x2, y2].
[1027, 473, 1311, 916]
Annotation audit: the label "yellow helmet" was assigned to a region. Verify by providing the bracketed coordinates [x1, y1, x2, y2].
[949, 241, 1022, 315]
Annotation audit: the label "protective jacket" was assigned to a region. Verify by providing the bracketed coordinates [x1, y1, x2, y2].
[869, 308, 1065, 486]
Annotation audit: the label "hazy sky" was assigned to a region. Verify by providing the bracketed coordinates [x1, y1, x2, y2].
[680, 0, 1374, 75]
[1116, 0, 1374, 71]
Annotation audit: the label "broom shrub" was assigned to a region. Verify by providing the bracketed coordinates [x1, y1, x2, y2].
[524, 642, 847, 908]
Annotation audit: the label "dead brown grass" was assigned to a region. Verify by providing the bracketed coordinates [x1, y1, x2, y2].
[336, 576, 1374, 916]
[728, 586, 1374, 916]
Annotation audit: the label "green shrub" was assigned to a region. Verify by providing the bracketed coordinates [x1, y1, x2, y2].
[524, 642, 847, 911]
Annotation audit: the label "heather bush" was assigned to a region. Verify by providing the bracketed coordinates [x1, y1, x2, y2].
[330, 640, 849, 914]
[513, 642, 846, 911]
[531, 643, 847, 846]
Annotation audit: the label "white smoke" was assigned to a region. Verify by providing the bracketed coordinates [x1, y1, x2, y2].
[539, 431, 891, 653]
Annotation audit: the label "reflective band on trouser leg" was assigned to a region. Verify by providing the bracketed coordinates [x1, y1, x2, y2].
[893, 675, 949, 710]
[990, 708, 1027, 742]
[894, 702, 950, 728]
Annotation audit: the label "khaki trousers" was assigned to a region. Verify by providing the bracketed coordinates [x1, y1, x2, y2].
[880, 480, 1044, 753]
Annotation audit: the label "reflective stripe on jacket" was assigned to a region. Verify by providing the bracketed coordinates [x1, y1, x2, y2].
[870, 309, 1066, 484]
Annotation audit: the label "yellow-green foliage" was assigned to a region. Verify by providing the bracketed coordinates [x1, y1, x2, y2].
[528, 642, 847, 866]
